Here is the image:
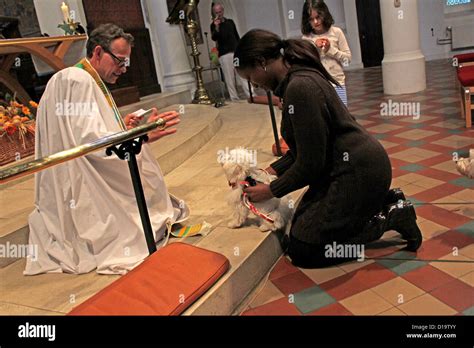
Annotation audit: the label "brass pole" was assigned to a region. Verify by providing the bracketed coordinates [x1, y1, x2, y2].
[0, 119, 165, 185]
[186, 19, 213, 105]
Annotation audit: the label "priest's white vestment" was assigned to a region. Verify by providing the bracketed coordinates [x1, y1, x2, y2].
[24, 66, 189, 275]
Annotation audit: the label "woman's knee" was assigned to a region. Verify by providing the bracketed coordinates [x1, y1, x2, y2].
[287, 235, 358, 269]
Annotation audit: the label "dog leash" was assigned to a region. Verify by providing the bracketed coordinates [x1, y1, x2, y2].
[240, 180, 275, 224]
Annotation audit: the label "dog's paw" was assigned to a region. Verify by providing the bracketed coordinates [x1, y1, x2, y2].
[228, 221, 242, 229]
[259, 223, 271, 232]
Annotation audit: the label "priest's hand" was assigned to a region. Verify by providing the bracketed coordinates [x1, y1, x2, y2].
[146, 109, 180, 143]
[124, 113, 143, 129]
[243, 183, 274, 203]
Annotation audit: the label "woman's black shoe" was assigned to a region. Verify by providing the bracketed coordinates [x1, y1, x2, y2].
[384, 188, 406, 205]
[347, 213, 386, 245]
[386, 200, 422, 251]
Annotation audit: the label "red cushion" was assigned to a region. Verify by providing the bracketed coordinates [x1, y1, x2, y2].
[454, 53, 474, 64]
[458, 66, 474, 86]
[68, 243, 229, 315]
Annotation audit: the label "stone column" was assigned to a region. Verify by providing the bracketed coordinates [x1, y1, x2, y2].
[343, 0, 364, 70]
[380, 0, 426, 95]
[141, 0, 195, 93]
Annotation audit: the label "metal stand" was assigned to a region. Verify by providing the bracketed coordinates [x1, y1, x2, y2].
[202, 64, 226, 107]
[267, 91, 282, 157]
[248, 81, 254, 103]
[106, 136, 157, 255]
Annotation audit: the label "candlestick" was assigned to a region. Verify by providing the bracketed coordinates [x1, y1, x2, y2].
[61, 2, 70, 22]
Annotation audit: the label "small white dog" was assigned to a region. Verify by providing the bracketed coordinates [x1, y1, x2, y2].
[219, 148, 290, 232]
[456, 149, 474, 179]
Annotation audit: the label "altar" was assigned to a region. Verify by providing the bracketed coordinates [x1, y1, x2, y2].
[0, 35, 87, 105]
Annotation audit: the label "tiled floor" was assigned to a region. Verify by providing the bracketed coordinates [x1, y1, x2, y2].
[241, 60, 474, 316]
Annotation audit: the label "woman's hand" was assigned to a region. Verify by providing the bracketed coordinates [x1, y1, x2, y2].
[146, 109, 180, 143]
[264, 166, 277, 176]
[243, 183, 274, 203]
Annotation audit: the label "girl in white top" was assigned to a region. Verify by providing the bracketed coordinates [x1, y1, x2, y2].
[301, 0, 352, 105]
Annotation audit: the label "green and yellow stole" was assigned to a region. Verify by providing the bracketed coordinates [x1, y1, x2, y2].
[75, 58, 126, 130]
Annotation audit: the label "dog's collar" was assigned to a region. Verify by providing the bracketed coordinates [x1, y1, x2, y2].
[228, 169, 269, 189]
[240, 180, 275, 224]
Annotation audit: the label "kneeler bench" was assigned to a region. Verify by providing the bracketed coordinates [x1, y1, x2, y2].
[68, 243, 230, 315]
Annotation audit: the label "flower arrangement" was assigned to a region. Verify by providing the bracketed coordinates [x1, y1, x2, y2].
[0, 94, 37, 149]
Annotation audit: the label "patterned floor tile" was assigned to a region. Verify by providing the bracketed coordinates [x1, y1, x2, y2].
[418, 219, 450, 240]
[248, 281, 285, 308]
[378, 307, 407, 315]
[430, 279, 474, 312]
[430, 253, 473, 279]
[375, 251, 427, 275]
[367, 124, 404, 133]
[371, 277, 425, 306]
[402, 265, 458, 292]
[458, 272, 474, 287]
[459, 244, 474, 259]
[456, 221, 474, 238]
[450, 177, 474, 189]
[416, 205, 471, 230]
[390, 148, 441, 163]
[431, 160, 461, 174]
[398, 293, 457, 315]
[305, 302, 353, 316]
[293, 285, 336, 314]
[413, 183, 464, 202]
[300, 265, 346, 284]
[462, 306, 474, 316]
[319, 263, 397, 301]
[416, 168, 460, 182]
[241, 297, 301, 316]
[271, 270, 316, 296]
[340, 289, 393, 315]
[396, 129, 439, 140]
[269, 256, 299, 281]
[337, 258, 375, 273]
[432, 135, 474, 149]
[399, 164, 425, 172]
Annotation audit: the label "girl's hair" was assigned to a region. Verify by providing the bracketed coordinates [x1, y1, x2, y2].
[301, 0, 335, 36]
[234, 29, 338, 86]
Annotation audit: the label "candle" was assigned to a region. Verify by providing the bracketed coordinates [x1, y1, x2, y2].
[61, 2, 70, 22]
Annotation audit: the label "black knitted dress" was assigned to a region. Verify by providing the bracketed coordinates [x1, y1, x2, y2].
[269, 65, 392, 267]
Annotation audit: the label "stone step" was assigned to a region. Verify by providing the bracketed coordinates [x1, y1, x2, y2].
[0, 101, 294, 316]
[183, 191, 304, 316]
[0, 100, 222, 269]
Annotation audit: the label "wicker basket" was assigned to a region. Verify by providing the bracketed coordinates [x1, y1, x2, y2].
[0, 131, 35, 166]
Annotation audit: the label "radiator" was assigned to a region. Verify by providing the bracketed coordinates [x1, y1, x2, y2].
[452, 23, 474, 50]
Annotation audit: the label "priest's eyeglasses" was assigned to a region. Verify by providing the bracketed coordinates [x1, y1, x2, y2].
[102, 46, 129, 68]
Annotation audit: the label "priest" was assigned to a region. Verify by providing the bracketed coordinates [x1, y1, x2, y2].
[25, 24, 189, 275]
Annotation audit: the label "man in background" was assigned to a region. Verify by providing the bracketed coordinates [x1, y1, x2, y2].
[211, 3, 251, 101]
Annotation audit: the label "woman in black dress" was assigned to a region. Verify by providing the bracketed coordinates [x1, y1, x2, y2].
[234, 29, 422, 268]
